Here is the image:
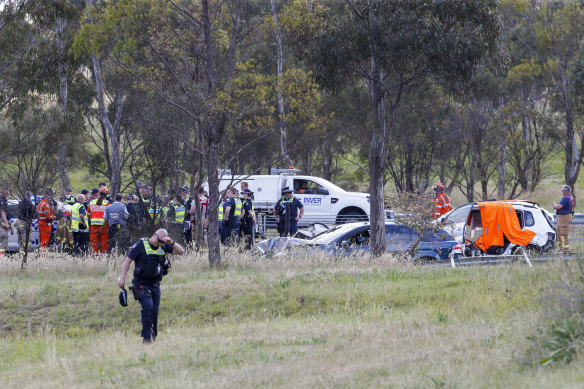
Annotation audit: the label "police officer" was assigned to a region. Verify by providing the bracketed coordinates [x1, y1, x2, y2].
[218, 191, 228, 243]
[223, 187, 241, 245]
[240, 189, 256, 249]
[117, 228, 184, 344]
[273, 187, 304, 237]
[105, 193, 130, 252]
[180, 185, 195, 245]
[60, 187, 77, 205]
[165, 194, 186, 245]
[71, 194, 90, 255]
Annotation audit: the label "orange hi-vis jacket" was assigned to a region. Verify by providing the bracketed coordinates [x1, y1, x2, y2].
[434, 192, 453, 218]
[87, 199, 110, 226]
[37, 199, 54, 224]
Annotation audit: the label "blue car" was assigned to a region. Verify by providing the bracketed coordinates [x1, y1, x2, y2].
[256, 222, 462, 260]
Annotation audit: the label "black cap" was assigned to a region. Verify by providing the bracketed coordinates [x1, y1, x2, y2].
[65, 187, 72, 192]
[91, 188, 99, 194]
[119, 288, 128, 307]
[81, 189, 89, 195]
[126, 194, 135, 200]
[180, 185, 189, 192]
[282, 187, 293, 193]
[242, 189, 253, 194]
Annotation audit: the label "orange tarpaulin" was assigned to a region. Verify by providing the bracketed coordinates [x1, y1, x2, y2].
[474, 201, 536, 253]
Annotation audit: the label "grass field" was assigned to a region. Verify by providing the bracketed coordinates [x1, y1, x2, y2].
[1, 251, 583, 388]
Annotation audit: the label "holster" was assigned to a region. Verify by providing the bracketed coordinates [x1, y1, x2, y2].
[129, 284, 140, 300]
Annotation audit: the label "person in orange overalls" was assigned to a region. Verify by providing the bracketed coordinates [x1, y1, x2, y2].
[36, 191, 55, 250]
[87, 188, 110, 254]
[433, 182, 453, 218]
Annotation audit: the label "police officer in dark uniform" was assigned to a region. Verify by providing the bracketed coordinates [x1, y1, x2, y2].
[240, 189, 256, 249]
[223, 187, 241, 245]
[273, 187, 304, 237]
[180, 185, 195, 245]
[118, 228, 184, 344]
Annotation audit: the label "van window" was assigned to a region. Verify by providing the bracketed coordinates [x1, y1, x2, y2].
[524, 211, 535, 227]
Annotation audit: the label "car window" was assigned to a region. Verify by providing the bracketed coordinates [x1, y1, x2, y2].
[516, 211, 524, 229]
[524, 211, 535, 227]
[342, 230, 370, 246]
[421, 229, 451, 242]
[385, 225, 413, 243]
[7, 204, 19, 219]
[294, 179, 325, 195]
[445, 205, 471, 224]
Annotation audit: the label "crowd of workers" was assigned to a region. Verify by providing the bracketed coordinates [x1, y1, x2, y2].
[0, 183, 211, 256]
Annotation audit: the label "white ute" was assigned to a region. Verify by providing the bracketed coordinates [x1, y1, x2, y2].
[209, 168, 376, 226]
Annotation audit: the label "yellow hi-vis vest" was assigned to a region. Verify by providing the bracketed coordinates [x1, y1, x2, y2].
[71, 203, 88, 232]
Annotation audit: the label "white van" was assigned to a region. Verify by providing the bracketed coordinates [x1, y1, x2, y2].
[208, 169, 377, 226]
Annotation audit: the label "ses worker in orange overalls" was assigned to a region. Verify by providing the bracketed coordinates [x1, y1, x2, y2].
[36, 191, 55, 250]
[87, 188, 111, 254]
[433, 182, 453, 218]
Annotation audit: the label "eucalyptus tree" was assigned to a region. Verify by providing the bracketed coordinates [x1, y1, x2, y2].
[309, 0, 499, 255]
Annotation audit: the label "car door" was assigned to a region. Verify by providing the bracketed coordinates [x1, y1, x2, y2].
[442, 204, 472, 243]
[385, 225, 415, 253]
[336, 228, 370, 254]
[292, 178, 331, 224]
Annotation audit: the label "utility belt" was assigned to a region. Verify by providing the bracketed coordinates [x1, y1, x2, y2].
[109, 223, 125, 230]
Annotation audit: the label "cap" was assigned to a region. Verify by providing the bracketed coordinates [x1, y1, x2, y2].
[180, 185, 189, 192]
[100, 187, 109, 194]
[81, 189, 89, 195]
[562, 185, 571, 192]
[282, 187, 294, 193]
[65, 187, 72, 192]
[91, 188, 99, 194]
[126, 194, 135, 200]
[119, 288, 128, 307]
[44, 189, 53, 196]
[242, 189, 253, 195]
[64, 210, 71, 217]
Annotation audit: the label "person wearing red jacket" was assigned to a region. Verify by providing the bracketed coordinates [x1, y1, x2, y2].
[87, 188, 111, 254]
[37, 191, 55, 250]
[433, 182, 453, 218]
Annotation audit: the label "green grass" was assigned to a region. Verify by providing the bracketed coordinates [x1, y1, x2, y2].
[0, 252, 582, 388]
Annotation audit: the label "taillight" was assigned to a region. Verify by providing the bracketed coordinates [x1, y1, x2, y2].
[452, 244, 462, 251]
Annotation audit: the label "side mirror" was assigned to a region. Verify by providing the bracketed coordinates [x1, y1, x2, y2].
[315, 188, 329, 195]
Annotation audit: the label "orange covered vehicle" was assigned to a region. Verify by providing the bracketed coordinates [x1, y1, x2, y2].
[442, 200, 556, 256]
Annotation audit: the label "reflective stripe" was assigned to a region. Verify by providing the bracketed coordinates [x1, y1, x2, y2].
[172, 204, 185, 223]
[218, 203, 224, 221]
[142, 239, 165, 256]
[88, 199, 110, 225]
[71, 203, 88, 232]
[234, 198, 242, 217]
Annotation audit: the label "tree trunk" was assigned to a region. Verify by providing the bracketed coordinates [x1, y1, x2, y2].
[206, 134, 221, 267]
[322, 138, 332, 180]
[56, 17, 70, 190]
[91, 55, 124, 194]
[271, 0, 292, 168]
[368, 57, 387, 257]
[497, 140, 506, 200]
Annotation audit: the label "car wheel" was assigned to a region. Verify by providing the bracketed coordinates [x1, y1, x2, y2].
[337, 211, 366, 224]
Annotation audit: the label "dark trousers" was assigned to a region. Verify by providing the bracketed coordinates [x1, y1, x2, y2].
[219, 222, 228, 244]
[226, 220, 241, 245]
[278, 219, 298, 237]
[241, 222, 254, 249]
[108, 223, 125, 253]
[73, 231, 90, 255]
[135, 281, 161, 340]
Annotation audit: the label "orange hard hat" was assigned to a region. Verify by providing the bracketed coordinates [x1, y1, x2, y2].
[101, 187, 109, 194]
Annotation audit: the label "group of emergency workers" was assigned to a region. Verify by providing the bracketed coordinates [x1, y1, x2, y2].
[217, 181, 257, 248]
[0, 183, 210, 256]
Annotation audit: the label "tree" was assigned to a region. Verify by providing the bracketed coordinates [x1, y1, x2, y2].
[309, 0, 499, 255]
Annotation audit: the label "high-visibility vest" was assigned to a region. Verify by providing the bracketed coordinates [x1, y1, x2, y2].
[172, 204, 185, 223]
[233, 197, 242, 217]
[62, 195, 76, 205]
[37, 200, 53, 223]
[149, 207, 164, 224]
[218, 202, 224, 221]
[434, 193, 452, 218]
[71, 203, 88, 232]
[88, 199, 110, 226]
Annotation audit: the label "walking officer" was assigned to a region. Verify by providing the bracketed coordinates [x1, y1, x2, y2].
[105, 193, 129, 252]
[117, 229, 184, 344]
[273, 187, 304, 237]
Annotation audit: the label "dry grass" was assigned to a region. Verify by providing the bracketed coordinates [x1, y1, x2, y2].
[0, 250, 583, 388]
